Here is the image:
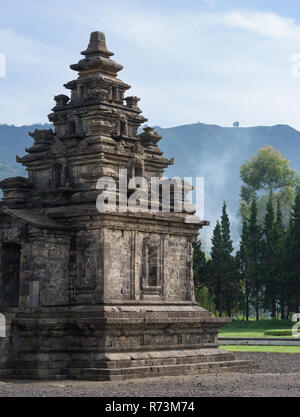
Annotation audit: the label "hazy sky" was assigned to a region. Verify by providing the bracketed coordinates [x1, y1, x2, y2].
[1, 0, 300, 128]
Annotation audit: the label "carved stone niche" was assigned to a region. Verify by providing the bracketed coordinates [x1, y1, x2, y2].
[75, 235, 97, 293]
[141, 236, 163, 300]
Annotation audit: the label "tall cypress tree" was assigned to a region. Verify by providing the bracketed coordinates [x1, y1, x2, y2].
[262, 193, 277, 318]
[275, 201, 287, 319]
[288, 186, 300, 314]
[284, 219, 294, 317]
[208, 221, 224, 316]
[247, 197, 262, 320]
[237, 218, 250, 320]
[208, 203, 242, 317]
[220, 202, 240, 317]
[221, 202, 234, 255]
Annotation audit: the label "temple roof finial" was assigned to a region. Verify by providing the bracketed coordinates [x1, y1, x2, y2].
[81, 31, 113, 57]
[71, 31, 122, 75]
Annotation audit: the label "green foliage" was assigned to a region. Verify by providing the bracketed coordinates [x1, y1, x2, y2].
[206, 221, 224, 315]
[220, 319, 296, 337]
[284, 186, 300, 314]
[240, 145, 298, 195]
[264, 329, 300, 336]
[206, 203, 243, 317]
[221, 202, 234, 255]
[195, 286, 215, 313]
[246, 197, 263, 320]
[194, 146, 300, 322]
[237, 191, 298, 321]
[192, 239, 216, 312]
[221, 346, 300, 353]
[236, 148, 300, 321]
[236, 218, 250, 320]
[222, 318, 294, 330]
[262, 193, 278, 318]
[240, 146, 298, 225]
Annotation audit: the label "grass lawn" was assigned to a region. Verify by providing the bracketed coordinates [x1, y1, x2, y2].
[220, 345, 300, 354]
[219, 319, 296, 338]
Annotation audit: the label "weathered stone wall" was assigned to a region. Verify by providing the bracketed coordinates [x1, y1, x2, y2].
[104, 228, 132, 301]
[36, 232, 70, 307]
[74, 229, 104, 304]
[0, 217, 195, 310]
[101, 229, 193, 303]
[29, 167, 52, 189]
[164, 235, 193, 302]
[0, 216, 24, 309]
[18, 228, 70, 309]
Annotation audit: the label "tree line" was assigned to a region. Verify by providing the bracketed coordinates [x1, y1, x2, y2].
[193, 146, 300, 320]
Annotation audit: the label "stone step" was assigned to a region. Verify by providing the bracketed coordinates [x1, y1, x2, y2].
[68, 359, 257, 381]
[2, 359, 256, 381]
[6, 368, 67, 380]
[67, 353, 235, 369]
[9, 360, 68, 369]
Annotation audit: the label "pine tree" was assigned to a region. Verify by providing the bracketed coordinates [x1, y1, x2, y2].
[237, 218, 250, 320]
[208, 221, 224, 316]
[220, 202, 240, 317]
[275, 201, 287, 319]
[247, 197, 263, 320]
[287, 187, 300, 314]
[283, 220, 294, 317]
[262, 193, 277, 318]
[208, 203, 242, 317]
[221, 202, 234, 255]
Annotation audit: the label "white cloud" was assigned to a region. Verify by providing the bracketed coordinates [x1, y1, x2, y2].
[224, 11, 300, 39]
[0, 27, 76, 125]
[1, 3, 300, 129]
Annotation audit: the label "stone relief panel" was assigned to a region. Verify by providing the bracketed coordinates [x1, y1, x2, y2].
[38, 237, 70, 306]
[140, 235, 163, 300]
[69, 229, 105, 303]
[104, 228, 132, 301]
[76, 233, 97, 291]
[31, 167, 53, 188]
[163, 235, 191, 302]
[99, 230, 191, 303]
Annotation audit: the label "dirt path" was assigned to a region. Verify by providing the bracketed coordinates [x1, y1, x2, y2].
[0, 352, 299, 397]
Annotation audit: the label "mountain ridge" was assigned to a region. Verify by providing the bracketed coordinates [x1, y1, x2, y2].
[1, 121, 300, 250]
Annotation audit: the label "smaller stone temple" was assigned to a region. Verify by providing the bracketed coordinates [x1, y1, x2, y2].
[0, 32, 254, 380]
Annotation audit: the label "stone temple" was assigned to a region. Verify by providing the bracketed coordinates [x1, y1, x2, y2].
[0, 32, 254, 380]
